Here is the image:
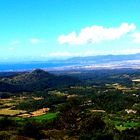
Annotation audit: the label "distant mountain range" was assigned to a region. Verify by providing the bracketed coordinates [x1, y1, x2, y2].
[67, 53, 140, 63]
[0, 53, 140, 71]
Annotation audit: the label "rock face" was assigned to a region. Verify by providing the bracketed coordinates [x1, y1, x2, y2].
[0, 69, 80, 92]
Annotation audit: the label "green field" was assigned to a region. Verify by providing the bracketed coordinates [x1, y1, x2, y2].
[31, 112, 58, 122]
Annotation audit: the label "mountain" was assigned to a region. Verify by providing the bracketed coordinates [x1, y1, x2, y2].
[48, 53, 140, 70]
[57, 53, 140, 69]
[0, 69, 80, 92]
[0, 53, 140, 71]
[66, 53, 140, 64]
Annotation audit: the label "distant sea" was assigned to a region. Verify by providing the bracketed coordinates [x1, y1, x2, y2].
[0, 62, 74, 71]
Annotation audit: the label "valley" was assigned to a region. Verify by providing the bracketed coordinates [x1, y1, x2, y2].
[0, 69, 140, 140]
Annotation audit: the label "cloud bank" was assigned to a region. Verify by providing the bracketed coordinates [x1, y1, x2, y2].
[48, 49, 140, 58]
[57, 23, 136, 45]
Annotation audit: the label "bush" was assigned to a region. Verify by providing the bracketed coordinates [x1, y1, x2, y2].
[18, 120, 44, 139]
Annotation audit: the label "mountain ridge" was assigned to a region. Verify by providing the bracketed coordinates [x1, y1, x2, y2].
[0, 69, 80, 92]
[0, 53, 140, 71]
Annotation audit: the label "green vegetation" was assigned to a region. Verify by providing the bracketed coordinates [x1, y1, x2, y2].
[0, 69, 140, 139]
[31, 112, 58, 122]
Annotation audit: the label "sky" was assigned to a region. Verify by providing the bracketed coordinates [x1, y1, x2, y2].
[0, 0, 140, 62]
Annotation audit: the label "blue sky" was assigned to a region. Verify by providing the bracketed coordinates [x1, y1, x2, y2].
[0, 0, 140, 62]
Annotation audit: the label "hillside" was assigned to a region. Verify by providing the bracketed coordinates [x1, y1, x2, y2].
[0, 69, 80, 92]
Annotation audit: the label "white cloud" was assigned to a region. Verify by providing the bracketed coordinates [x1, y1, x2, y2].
[48, 51, 100, 57]
[29, 38, 41, 44]
[48, 52, 72, 57]
[29, 38, 47, 44]
[57, 23, 136, 45]
[8, 47, 15, 51]
[104, 49, 140, 55]
[58, 32, 77, 45]
[115, 49, 140, 55]
[10, 40, 20, 45]
[48, 49, 140, 58]
[132, 32, 140, 43]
